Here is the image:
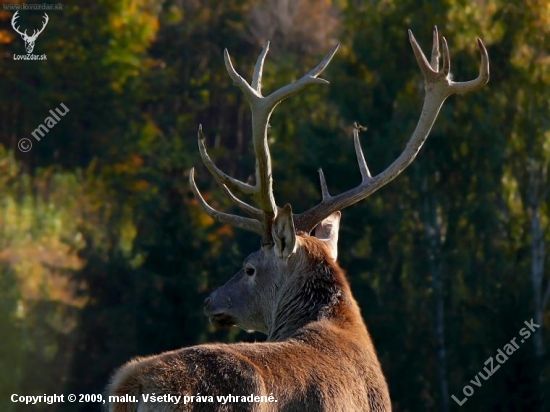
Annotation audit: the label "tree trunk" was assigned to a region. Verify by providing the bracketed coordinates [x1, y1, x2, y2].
[422, 178, 449, 412]
[527, 160, 548, 412]
[530, 204, 545, 359]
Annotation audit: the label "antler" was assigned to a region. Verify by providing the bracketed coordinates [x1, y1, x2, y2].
[294, 26, 489, 233]
[190, 42, 339, 243]
[32, 13, 49, 40]
[11, 11, 25, 37]
[11, 11, 49, 40]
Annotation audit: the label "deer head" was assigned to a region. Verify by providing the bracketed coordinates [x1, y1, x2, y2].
[192, 28, 489, 339]
[11, 11, 49, 54]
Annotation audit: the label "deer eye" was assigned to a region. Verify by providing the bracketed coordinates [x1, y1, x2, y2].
[245, 266, 255, 276]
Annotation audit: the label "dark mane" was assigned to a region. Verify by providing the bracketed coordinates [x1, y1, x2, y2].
[298, 234, 349, 291]
[268, 234, 355, 341]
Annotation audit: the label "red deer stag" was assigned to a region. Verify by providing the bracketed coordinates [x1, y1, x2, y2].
[107, 27, 489, 412]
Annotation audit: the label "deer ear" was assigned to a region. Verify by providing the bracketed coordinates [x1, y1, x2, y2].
[272, 204, 297, 260]
[314, 211, 341, 260]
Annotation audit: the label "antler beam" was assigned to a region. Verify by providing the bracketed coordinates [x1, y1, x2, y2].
[294, 27, 489, 233]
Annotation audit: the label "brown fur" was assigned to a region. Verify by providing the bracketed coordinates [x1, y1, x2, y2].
[106, 236, 391, 411]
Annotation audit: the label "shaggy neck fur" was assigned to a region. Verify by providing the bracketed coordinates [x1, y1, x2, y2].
[267, 236, 359, 341]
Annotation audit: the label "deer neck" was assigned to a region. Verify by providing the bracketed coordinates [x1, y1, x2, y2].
[266, 256, 356, 342]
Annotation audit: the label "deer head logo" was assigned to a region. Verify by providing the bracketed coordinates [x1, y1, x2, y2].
[11, 11, 49, 54]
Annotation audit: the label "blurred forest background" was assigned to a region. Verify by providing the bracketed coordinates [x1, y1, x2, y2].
[0, 0, 549, 411]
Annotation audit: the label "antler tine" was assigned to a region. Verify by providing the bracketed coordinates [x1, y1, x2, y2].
[353, 123, 371, 182]
[430, 26, 440, 71]
[449, 38, 489, 94]
[11, 11, 24, 36]
[219, 184, 265, 221]
[196, 124, 264, 219]
[318, 168, 330, 200]
[295, 27, 489, 234]
[252, 42, 270, 93]
[266, 43, 339, 106]
[31, 13, 49, 39]
[189, 168, 263, 234]
[224, 49, 260, 101]
[197, 125, 255, 196]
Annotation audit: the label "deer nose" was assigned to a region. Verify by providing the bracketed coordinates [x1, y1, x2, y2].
[204, 297, 211, 308]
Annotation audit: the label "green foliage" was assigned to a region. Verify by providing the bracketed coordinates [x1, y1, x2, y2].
[0, 1, 549, 411]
